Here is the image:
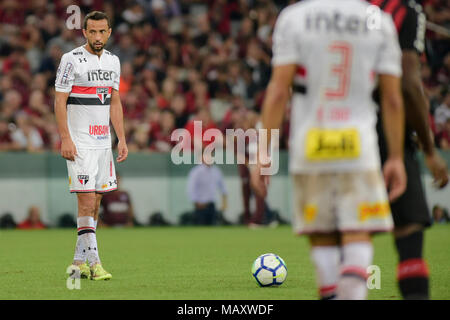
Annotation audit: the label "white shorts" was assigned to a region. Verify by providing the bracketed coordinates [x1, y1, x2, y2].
[67, 148, 117, 193]
[293, 170, 393, 234]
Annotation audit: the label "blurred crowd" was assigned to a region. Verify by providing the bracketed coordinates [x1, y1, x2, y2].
[0, 0, 449, 154]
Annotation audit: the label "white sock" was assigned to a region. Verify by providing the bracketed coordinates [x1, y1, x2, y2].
[77, 216, 101, 267]
[310, 246, 340, 299]
[73, 218, 98, 264]
[337, 241, 373, 300]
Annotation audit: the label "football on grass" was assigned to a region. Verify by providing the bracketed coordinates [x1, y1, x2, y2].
[251, 253, 287, 287]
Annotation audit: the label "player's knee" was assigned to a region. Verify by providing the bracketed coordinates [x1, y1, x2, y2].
[394, 223, 423, 238]
[309, 232, 340, 246]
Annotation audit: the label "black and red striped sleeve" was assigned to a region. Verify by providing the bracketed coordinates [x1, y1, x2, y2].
[397, 1, 426, 53]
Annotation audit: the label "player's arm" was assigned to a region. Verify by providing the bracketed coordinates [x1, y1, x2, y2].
[376, 13, 409, 201]
[250, 8, 296, 198]
[54, 90, 77, 161]
[399, 5, 449, 188]
[110, 88, 128, 163]
[251, 64, 296, 198]
[54, 53, 77, 161]
[379, 74, 407, 201]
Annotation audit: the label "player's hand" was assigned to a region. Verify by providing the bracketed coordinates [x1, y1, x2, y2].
[60, 137, 77, 161]
[425, 151, 449, 189]
[116, 140, 128, 163]
[250, 163, 270, 198]
[383, 157, 407, 202]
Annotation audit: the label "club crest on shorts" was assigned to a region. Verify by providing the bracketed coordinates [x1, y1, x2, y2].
[77, 175, 89, 185]
[96, 87, 109, 104]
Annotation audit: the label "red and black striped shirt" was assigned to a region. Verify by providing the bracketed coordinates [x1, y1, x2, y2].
[369, 0, 426, 53]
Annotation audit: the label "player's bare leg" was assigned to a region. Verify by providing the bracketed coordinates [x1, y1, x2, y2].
[93, 193, 103, 227]
[336, 231, 372, 300]
[308, 233, 340, 300]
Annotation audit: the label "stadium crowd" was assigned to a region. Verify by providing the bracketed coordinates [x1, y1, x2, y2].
[0, 0, 449, 153]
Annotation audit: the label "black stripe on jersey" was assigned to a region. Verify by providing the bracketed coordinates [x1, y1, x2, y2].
[292, 84, 307, 95]
[67, 97, 111, 105]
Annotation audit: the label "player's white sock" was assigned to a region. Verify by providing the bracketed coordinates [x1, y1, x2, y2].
[73, 218, 98, 264]
[310, 246, 340, 299]
[337, 241, 373, 300]
[77, 216, 101, 267]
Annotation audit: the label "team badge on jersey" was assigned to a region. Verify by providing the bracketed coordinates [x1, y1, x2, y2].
[96, 87, 109, 104]
[77, 175, 89, 185]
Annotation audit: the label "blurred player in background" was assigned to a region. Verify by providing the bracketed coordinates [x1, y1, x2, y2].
[99, 173, 135, 227]
[251, 0, 406, 299]
[370, 0, 449, 300]
[54, 11, 128, 281]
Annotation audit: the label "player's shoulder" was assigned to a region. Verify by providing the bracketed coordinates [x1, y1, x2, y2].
[67, 46, 85, 58]
[104, 49, 120, 62]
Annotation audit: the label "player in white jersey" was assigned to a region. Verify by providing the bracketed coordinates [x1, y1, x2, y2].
[55, 11, 128, 281]
[251, 0, 407, 299]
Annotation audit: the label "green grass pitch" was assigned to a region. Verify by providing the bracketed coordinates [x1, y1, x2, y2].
[0, 224, 449, 300]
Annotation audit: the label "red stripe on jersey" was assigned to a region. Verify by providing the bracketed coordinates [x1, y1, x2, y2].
[296, 65, 307, 77]
[370, 0, 385, 7]
[71, 86, 112, 95]
[384, 0, 400, 13]
[393, 6, 407, 31]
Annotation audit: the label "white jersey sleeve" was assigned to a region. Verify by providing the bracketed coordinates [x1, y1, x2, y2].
[113, 55, 121, 91]
[55, 53, 76, 93]
[374, 13, 402, 77]
[272, 9, 299, 66]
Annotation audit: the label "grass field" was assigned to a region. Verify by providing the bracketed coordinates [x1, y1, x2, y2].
[0, 224, 449, 300]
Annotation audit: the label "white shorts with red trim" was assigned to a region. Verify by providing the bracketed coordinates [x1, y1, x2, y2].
[292, 170, 393, 235]
[67, 148, 117, 193]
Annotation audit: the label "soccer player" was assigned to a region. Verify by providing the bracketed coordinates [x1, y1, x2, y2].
[370, 0, 449, 299]
[251, 0, 407, 299]
[54, 11, 128, 281]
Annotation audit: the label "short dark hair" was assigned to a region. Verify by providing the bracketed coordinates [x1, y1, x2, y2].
[83, 11, 111, 30]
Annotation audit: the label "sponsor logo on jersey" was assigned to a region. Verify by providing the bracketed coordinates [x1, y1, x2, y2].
[87, 69, 114, 81]
[89, 125, 110, 139]
[77, 175, 89, 185]
[303, 204, 317, 223]
[60, 62, 74, 85]
[358, 202, 390, 221]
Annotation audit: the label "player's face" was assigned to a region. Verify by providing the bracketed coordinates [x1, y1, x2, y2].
[83, 19, 111, 53]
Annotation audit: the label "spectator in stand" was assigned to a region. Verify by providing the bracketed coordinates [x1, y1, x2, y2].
[0, 0, 447, 154]
[17, 206, 46, 230]
[171, 94, 189, 129]
[434, 88, 450, 133]
[0, 118, 18, 151]
[11, 112, 44, 152]
[437, 118, 450, 150]
[1, 90, 23, 123]
[151, 109, 176, 152]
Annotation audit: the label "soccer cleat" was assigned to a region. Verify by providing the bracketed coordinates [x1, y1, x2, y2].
[68, 263, 90, 279]
[90, 264, 112, 281]
[79, 262, 90, 279]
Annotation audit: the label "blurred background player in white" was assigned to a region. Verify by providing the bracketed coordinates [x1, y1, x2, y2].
[251, 0, 406, 299]
[54, 11, 128, 281]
